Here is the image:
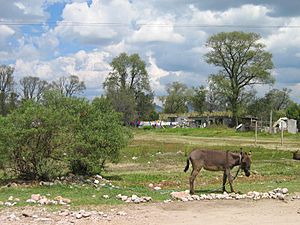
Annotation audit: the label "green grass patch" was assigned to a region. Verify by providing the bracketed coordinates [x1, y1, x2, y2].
[1, 128, 300, 208]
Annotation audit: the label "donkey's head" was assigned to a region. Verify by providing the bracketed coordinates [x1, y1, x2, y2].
[240, 151, 252, 177]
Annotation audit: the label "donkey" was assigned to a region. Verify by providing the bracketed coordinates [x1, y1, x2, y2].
[184, 149, 252, 194]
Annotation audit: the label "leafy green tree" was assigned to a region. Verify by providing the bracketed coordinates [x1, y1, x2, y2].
[160, 82, 190, 113]
[0, 91, 131, 180]
[264, 88, 292, 111]
[190, 85, 207, 113]
[0, 99, 76, 180]
[0, 65, 15, 116]
[247, 88, 292, 121]
[70, 97, 131, 174]
[205, 31, 274, 126]
[104, 53, 154, 124]
[286, 102, 300, 129]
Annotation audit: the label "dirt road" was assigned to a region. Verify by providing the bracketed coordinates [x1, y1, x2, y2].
[1, 200, 300, 225]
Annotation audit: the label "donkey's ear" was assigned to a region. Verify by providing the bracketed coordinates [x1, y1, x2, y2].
[248, 151, 252, 158]
[240, 148, 243, 155]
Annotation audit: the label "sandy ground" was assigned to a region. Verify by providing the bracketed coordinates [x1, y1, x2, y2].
[1, 199, 300, 225]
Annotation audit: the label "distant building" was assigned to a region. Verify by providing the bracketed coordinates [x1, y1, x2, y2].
[273, 117, 298, 134]
[159, 112, 233, 127]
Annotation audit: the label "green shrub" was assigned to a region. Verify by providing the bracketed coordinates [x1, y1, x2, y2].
[0, 92, 132, 180]
[70, 97, 132, 175]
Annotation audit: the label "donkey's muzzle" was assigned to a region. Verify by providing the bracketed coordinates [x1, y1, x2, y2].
[245, 170, 250, 177]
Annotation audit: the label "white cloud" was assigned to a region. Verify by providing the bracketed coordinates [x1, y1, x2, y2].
[129, 16, 185, 43]
[104, 40, 129, 56]
[14, 49, 112, 92]
[147, 54, 170, 94]
[0, 25, 15, 44]
[55, 0, 137, 43]
[262, 18, 300, 51]
[187, 4, 279, 26]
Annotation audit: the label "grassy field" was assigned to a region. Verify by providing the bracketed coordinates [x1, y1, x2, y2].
[0, 127, 300, 208]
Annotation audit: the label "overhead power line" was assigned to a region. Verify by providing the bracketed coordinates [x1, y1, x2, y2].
[0, 20, 300, 29]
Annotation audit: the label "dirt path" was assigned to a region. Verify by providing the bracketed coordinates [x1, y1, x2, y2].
[1, 200, 300, 225]
[135, 134, 300, 151]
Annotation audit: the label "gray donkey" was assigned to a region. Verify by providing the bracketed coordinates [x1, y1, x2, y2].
[184, 149, 252, 194]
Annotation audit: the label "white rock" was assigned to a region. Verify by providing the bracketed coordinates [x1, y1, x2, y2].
[82, 212, 91, 218]
[281, 188, 288, 194]
[181, 197, 189, 202]
[131, 195, 138, 201]
[133, 198, 141, 203]
[276, 193, 285, 200]
[103, 195, 109, 199]
[117, 211, 127, 216]
[95, 175, 103, 179]
[121, 196, 128, 201]
[142, 196, 152, 202]
[154, 186, 161, 191]
[59, 211, 70, 216]
[31, 194, 41, 201]
[191, 195, 200, 200]
[148, 183, 154, 188]
[76, 214, 83, 219]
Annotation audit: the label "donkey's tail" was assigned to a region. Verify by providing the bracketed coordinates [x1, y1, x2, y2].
[184, 158, 190, 172]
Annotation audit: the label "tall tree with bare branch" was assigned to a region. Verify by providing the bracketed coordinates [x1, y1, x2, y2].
[0, 65, 15, 115]
[52, 75, 86, 97]
[19, 76, 49, 101]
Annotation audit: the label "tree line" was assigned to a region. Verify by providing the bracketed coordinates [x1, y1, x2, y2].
[0, 65, 86, 116]
[1, 31, 300, 180]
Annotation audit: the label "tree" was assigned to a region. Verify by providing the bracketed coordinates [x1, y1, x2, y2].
[264, 88, 291, 111]
[205, 31, 274, 126]
[286, 102, 300, 129]
[104, 53, 154, 124]
[0, 65, 14, 116]
[206, 80, 227, 112]
[190, 85, 207, 113]
[52, 75, 86, 97]
[247, 88, 292, 121]
[0, 91, 131, 180]
[160, 82, 190, 113]
[70, 97, 132, 175]
[19, 76, 49, 101]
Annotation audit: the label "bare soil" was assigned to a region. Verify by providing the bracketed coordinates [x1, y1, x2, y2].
[1, 199, 300, 225]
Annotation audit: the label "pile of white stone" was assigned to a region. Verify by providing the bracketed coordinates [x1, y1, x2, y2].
[170, 188, 290, 202]
[0, 196, 20, 207]
[25, 194, 71, 205]
[116, 194, 152, 203]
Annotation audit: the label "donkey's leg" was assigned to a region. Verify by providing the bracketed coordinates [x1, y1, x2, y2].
[222, 171, 227, 192]
[225, 169, 235, 193]
[189, 167, 201, 195]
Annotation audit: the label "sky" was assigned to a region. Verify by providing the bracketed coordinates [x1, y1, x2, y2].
[1, 0, 300, 103]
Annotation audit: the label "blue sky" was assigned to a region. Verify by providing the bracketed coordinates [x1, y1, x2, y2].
[0, 0, 300, 103]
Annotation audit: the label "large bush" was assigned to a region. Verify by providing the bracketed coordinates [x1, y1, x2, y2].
[70, 97, 132, 175]
[0, 92, 131, 180]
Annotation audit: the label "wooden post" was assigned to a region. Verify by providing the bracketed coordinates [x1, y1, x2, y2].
[269, 110, 273, 134]
[255, 120, 258, 146]
[281, 121, 284, 146]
